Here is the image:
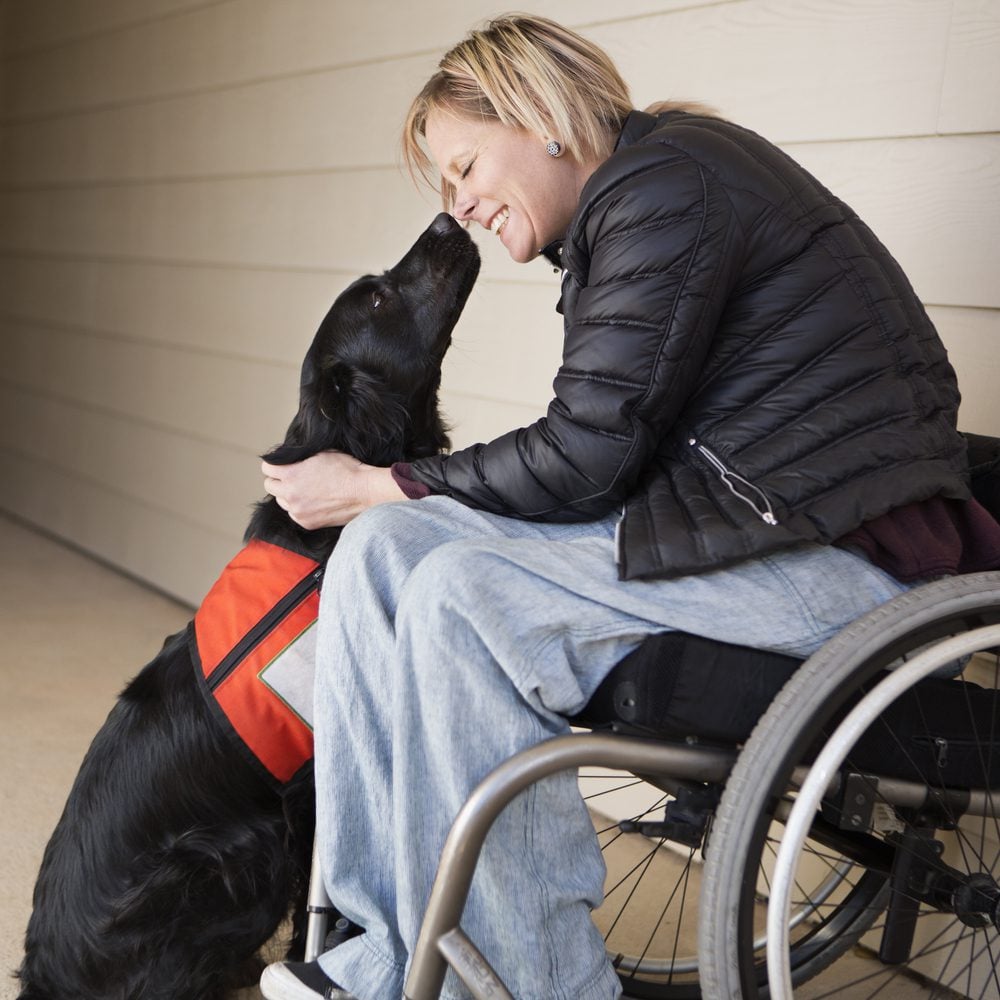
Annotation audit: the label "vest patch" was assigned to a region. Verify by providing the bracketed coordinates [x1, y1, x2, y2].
[191, 539, 322, 786]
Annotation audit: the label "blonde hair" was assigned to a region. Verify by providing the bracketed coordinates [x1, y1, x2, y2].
[402, 14, 632, 208]
[644, 99, 720, 119]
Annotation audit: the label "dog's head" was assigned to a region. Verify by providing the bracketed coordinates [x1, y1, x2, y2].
[247, 213, 480, 555]
[264, 213, 479, 468]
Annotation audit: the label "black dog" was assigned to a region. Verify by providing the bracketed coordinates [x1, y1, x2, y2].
[17, 214, 480, 1000]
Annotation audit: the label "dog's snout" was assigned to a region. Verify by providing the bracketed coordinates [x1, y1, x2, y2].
[431, 212, 459, 235]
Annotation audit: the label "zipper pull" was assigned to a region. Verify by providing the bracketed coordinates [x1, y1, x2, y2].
[689, 438, 779, 526]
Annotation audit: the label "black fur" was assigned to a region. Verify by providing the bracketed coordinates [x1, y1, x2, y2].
[17, 214, 479, 1000]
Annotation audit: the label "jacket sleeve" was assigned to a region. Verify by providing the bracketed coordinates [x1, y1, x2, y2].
[410, 142, 746, 520]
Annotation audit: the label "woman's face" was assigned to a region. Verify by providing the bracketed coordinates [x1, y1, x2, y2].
[424, 110, 598, 264]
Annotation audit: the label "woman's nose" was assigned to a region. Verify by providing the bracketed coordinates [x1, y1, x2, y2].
[452, 189, 476, 222]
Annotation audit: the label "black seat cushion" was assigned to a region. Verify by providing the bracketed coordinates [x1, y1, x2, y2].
[573, 631, 801, 744]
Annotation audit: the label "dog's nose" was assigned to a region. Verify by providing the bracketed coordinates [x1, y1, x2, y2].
[431, 212, 459, 234]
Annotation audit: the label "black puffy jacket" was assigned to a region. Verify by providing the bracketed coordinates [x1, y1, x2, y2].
[411, 109, 969, 579]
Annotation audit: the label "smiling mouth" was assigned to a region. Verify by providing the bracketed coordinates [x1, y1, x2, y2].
[488, 207, 510, 237]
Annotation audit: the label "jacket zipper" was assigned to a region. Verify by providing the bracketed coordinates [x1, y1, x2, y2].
[613, 502, 626, 566]
[206, 566, 324, 691]
[689, 438, 779, 526]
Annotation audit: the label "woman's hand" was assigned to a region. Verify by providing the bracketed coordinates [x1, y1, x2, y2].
[261, 451, 406, 529]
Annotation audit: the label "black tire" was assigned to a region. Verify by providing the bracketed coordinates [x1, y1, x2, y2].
[699, 571, 1000, 999]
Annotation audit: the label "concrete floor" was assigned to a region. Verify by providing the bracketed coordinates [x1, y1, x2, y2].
[1, 514, 193, 998]
[0, 513, 968, 999]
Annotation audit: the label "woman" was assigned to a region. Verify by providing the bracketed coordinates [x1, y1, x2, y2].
[259, 14, 999, 1000]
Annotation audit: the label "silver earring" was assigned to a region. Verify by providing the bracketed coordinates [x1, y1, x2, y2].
[545, 139, 563, 157]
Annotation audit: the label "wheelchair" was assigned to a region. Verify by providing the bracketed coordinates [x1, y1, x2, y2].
[304, 433, 1000, 1000]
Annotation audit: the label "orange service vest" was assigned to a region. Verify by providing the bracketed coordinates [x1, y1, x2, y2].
[190, 539, 322, 786]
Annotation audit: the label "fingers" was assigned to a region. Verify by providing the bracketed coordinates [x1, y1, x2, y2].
[258, 451, 377, 529]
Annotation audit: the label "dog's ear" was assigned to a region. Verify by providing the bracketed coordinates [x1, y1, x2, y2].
[260, 399, 330, 466]
[260, 413, 323, 465]
[260, 363, 349, 466]
[260, 441, 314, 465]
[314, 362, 350, 429]
[324, 363, 409, 466]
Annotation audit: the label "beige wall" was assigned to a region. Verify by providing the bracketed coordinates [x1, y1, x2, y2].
[1, 0, 998, 605]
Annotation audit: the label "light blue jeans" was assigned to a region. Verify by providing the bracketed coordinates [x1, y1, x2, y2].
[313, 497, 909, 1000]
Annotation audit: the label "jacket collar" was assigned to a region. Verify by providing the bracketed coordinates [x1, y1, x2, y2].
[538, 110, 656, 269]
[614, 109, 659, 152]
[539, 240, 563, 269]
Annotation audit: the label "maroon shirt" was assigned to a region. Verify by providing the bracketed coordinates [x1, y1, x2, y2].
[835, 495, 1000, 582]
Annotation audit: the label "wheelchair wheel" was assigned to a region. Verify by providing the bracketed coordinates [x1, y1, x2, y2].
[585, 767, 886, 998]
[700, 571, 1000, 998]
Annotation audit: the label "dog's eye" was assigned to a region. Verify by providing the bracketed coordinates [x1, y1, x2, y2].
[371, 292, 383, 310]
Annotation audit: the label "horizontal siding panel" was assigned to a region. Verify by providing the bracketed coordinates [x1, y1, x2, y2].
[441, 390, 552, 453]
[927, 305, 1000, 436]
[0, 445, 238, 605]
[1, 0, 727, 119]
[0, 384, 262, 538]
[3, 1, 725, 56]
[601, 0, 959, 142]
[0, 169, 434, 271]
[0, 0, 220, 54]
[0, 55, 433, 186]
[938, 0, 1000, 134]
[442, 281, 565, 411]
[785, 134, 1000, 310]
[0, 257, 362, 363]
[5, 318, 299, 452]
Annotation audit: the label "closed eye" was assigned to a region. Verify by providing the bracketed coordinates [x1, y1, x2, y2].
[460, 158, 475, 180]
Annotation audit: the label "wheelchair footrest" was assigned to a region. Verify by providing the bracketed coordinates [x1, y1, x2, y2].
[325, 916, 362, 951]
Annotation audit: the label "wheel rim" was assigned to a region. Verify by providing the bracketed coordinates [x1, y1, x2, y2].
[734, 606, 1000, 998]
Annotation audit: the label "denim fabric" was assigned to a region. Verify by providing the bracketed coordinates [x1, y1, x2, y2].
[313, 496, 909, 999]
